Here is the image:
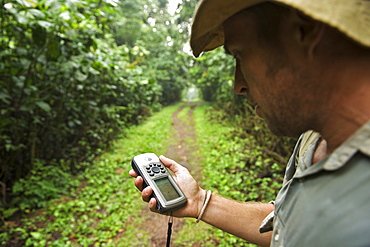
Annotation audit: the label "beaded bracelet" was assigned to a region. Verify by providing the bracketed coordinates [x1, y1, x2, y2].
[196, 190, 212, 223]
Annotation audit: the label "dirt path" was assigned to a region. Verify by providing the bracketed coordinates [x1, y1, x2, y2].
[164, 102, 202, 180]
[136, 102, 201, 246]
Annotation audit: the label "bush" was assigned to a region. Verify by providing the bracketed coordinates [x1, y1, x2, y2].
[0, 0, 163, 207]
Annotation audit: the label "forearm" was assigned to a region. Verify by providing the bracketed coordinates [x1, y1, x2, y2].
[200, 193, 273, 247]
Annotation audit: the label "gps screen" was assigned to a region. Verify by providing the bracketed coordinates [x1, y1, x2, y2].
[155, 177, 180, 201]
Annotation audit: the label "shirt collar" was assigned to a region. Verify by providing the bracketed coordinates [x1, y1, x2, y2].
[294, 120, 370, 178]
[324, 121, 370, 170]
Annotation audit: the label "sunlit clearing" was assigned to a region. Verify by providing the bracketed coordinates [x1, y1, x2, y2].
[185, 86, 199, 102]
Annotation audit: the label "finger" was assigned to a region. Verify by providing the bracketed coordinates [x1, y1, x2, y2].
[134, 176, 145, 191]
[142, 186, 153, 203]
[129, 169, 138, 178]
[148, 197, 158, 212]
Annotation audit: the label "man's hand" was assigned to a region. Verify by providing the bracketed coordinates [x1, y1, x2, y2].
[129, 155, 205, 218]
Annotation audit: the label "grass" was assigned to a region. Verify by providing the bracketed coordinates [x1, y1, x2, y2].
[1, 104, 179, 246]
[176, 103, 256, 247]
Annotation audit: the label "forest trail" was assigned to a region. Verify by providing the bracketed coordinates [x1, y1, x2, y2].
[135, 102, 203, 246]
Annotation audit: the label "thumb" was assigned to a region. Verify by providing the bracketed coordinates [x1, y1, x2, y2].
[159, 155, 187, 174]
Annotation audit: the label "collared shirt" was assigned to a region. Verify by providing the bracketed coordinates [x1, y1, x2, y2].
[268, 123, 370, 246]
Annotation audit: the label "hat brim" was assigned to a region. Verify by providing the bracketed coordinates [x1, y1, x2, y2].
[190, 0, 266, 57]
[190, 0, 370, 58]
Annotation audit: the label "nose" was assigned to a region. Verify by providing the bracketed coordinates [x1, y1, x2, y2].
[233, 61, 248, 95]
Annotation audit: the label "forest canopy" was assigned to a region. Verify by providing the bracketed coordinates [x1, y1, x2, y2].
[0, 0, 195, 193]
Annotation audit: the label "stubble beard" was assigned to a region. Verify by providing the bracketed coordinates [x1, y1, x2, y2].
[262, 53, 310, 138]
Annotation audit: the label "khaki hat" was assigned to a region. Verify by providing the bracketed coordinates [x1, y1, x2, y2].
[190, 0, 370, 57]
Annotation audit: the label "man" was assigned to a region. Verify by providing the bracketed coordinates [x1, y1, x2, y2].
[130, 0, 370, 246]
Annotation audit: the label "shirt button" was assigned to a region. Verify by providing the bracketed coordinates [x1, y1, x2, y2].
[274, 232, 280, 241]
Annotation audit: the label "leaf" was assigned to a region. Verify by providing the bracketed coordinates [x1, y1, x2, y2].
[88, 67, 100, 75]
[59, 11, 70, 20]
[38, 20, 53, 29]
[15, 14, 28, 25]
[105, 0, 119, 7]
[3, 208, 19, 218]
[75, 70, 88, 82]
[16, 0, 33, 7]
[30, 232, 42, 239]
[35, 101, 51, 112]
[28, 9, 45, 18]
[0, 92, 11, 104]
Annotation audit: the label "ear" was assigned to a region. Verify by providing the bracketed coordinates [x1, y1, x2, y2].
[290, 10, 326, 59]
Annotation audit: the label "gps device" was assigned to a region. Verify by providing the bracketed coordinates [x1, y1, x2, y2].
[131, 153, 187, 213]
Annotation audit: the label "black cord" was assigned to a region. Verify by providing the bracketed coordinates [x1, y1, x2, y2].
[166, 214, 173, 247]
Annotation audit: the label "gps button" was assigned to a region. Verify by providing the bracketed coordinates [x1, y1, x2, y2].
[152, 167, 160, 173]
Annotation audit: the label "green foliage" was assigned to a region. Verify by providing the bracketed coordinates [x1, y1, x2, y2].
[11, 159, 80, 211]
[0, 0, 188, 210]
[197, 105, 293, 202]
[191, 104, 293, 246]
[0, 104, 177, 246]
[190, 48, 235, 102]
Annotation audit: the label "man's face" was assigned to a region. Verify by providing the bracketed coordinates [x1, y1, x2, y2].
[223, 9, 316, 137]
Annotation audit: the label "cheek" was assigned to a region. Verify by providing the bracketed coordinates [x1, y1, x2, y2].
[239, 49, 295, 101]
[244, 63, 274, 96]
[240, 58, 268, 85]
[258, 68, 297, 109]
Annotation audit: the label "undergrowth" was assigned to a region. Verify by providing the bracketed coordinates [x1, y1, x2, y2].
[0, 105, 178, 246]
[175, 103, 292, 247]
